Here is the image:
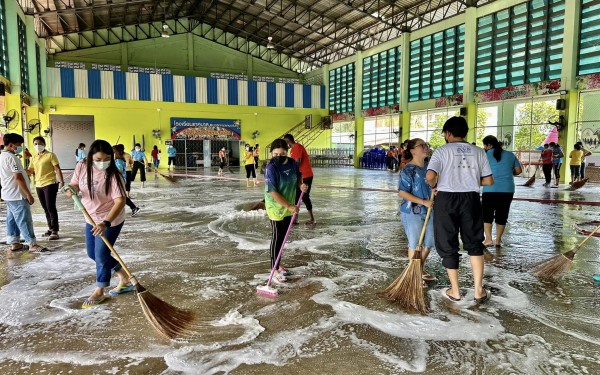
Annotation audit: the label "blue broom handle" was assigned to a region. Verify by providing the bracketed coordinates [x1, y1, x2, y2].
[266, 191, 305, 287]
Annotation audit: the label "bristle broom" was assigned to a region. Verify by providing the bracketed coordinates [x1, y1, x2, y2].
[532, 251, 574, 278]
[256, 285, 279, 298]
[382, 250, 428, 314]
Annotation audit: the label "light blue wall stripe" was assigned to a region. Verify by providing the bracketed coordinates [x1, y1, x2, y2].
[248, 81, 258, 106]
[162, 75, 174, 102]
[207, 77, 218, 104]
[284, 83, 294, 108]
[88, 70, 101, 99]
[185, 76, 196, 103]
[266, 82, 276, 107]
[320, 85, 326, 108]
[227, 79, 238, 105]
[114, 71, 127, 100]
[138, 73, 151, 101]
[60, 68, 75, 98]
[303, 85, 312, 108]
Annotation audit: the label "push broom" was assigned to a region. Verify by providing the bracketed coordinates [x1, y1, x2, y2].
[64, 186, 195, 339]
[532, 222, 600, 278]
[257, 191, 304, 298]
[382, 192, 434, 314]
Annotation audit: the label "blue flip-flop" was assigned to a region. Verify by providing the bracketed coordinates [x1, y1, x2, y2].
[108, 284, 135, 297]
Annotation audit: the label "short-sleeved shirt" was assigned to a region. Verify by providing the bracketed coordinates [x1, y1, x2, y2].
[0, 151, 31, 201]
[264, 158, 300, 221]
[581, 147, 590, 163]
[552, 146, 563, 164]
[290, 143, 313, 179]
[482, 150, 522, 193]
[123, 152, 133, 172]
[151, 149, 159, 161]
[245, 151, 255, 165]
[427, 142, 492, 193]
[167, 147, 176, 157]
[30, 151, 60, 188]
[541, 149, 553, 164]
[569, 150, 584, 166]
[70, 162, 126, 226]
[76, 149, 86, 162]
[131, 149, 146, 162]
[398, 163, 432, 215]
[115, 158, 127, 180]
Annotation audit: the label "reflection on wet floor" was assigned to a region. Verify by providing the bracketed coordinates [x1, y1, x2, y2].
[0, 168, 599, 374]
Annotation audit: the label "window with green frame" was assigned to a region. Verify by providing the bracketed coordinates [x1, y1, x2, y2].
[476, 0, 565, 91]
[362, 47, 400, 110]
[0, 0, 9, 78]
[328, 63, 355, 114]
[36, 44, 43, 104]
[409, 25, 464, 102]
[579, 0, 600, 75]
[17, 16, 29, 94]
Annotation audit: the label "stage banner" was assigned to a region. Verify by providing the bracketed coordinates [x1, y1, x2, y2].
[170, 118, 241, 140]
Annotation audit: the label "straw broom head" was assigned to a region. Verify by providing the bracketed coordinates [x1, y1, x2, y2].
[382, 249, 428, 314]
[159, 172, 179, 184]
[531, 251, 575, 278]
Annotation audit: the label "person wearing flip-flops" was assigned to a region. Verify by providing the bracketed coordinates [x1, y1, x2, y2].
[27, 136, 65, 241]
[398, 139, 435, 286]
[113, 146, 141, 217]
[264, 138, 308, 283]
[283, 134, 315, 225]
[0, 133, 49, 253]
[66, 140, 133, 309]
[425, 117, 494, 304]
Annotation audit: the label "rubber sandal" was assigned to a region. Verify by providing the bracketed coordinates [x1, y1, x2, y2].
[82, 296, 106, 309]
[10, 244, 29, 252]
[274, 273, 287, 283]
[474, 289, 491, 304]
[41, 230, 52, 237]
[29, 246, 50, 254]
[108, 284, 135, 297]
[422, 273, 436, 281]
[48, 233, 60, 240]
[278, 267, 291, 277]
[442, 288, 461, 302]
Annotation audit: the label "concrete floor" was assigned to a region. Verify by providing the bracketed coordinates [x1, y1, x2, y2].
[0, 167, 599, 374]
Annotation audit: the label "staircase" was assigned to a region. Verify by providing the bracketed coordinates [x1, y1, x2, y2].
[263, 118, 327, 161]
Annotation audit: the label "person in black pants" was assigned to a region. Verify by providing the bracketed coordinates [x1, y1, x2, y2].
[130, 143, 147, 188]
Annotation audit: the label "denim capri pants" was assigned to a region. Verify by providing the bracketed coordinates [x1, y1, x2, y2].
[401, 211, 435, 250]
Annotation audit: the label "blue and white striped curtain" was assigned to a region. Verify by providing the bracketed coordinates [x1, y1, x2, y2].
[46, 67, 326, 109]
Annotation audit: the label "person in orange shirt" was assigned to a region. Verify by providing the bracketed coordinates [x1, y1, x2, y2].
[283, 134, 315, 225]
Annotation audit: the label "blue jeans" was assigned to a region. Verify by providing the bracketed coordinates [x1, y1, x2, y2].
[6, 200, 37, 246]
[85, 222, 124, 288]
[401, 210, 435, 250]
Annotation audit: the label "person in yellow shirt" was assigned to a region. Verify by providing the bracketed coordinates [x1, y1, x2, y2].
[27, 136, 65, 240]
[569, 143, 584, 184]
[244, 144, 258, 187]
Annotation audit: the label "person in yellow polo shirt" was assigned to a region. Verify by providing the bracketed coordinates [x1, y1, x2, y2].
[27, 136, 65, 240]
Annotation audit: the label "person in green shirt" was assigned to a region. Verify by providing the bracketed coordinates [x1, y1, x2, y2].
[27, 136, 65, 240]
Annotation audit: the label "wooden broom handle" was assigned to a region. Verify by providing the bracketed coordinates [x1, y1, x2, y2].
[79, 206, 135, 279]
[417, 191, 435, 247]
[573, 222, 600, 253]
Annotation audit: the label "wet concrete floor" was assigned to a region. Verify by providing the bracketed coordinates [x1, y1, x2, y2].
[0, 167, 599, 374]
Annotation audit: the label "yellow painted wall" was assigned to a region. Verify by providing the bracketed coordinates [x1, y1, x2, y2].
[39, 97, 330, 155]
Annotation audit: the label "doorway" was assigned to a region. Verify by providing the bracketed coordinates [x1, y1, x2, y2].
[49, 115, 95, 169]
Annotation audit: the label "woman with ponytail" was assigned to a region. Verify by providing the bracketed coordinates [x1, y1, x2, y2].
[481, 135, 522, 247]
[65, 140, 133, 308]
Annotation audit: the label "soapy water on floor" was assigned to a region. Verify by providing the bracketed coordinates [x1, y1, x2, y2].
[0, 168, 599, 374]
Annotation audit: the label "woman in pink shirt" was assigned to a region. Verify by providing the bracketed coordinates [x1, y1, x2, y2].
[66, 140, 132, 308]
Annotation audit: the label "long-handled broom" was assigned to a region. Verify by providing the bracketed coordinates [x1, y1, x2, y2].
[64, 186, 195, 339]
[522, 165, 539, 187]
[257, 192, 304, 298]
[382, 192, 434, 314]
[532, 222, 600, 278]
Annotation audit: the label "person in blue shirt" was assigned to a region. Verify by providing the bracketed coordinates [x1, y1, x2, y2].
[130, 143, 147, 188]
[398, 138, 435, 283]
[113, 145, 140, 217]
[549, 142, 563, 187]
[167, 144, 177, 170]
[264, 138, 308, 282]
[75, 143, 86, 163]
[481, 135, 522, 247]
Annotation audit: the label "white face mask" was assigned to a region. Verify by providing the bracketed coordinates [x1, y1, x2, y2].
[135, 147, 141, 151]
[93, 161, 111, 170]
[34, 145, 45, 153]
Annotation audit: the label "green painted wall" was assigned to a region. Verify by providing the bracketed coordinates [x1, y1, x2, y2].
[40, 97, 330, 156]
[47, 34, 301, 80]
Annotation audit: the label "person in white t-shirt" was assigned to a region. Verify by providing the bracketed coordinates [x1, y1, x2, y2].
[0, 133, 48, 253]
[425, 117, 494, 304]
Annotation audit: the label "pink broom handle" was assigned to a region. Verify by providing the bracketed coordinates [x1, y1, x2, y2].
[266, 191, 305, 287]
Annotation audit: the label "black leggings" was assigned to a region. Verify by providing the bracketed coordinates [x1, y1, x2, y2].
[542, 164, 553, 184]
[270, 216, 292, 269]
[245, 164, 256, 178]
[553, 163, 561, 180]
[296, 176, 313, 211]
[131, 161, 146, 182]
[570, 165, 580, 180]
[36, 183, 59, 232]
[482, 192, 514, 226]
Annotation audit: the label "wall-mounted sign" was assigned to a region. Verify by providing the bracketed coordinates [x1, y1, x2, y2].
[475, 79, 561, 103]
[170, 118, 241, 140]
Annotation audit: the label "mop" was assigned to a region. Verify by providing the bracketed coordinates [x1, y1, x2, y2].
[257, 192, 304, 298]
